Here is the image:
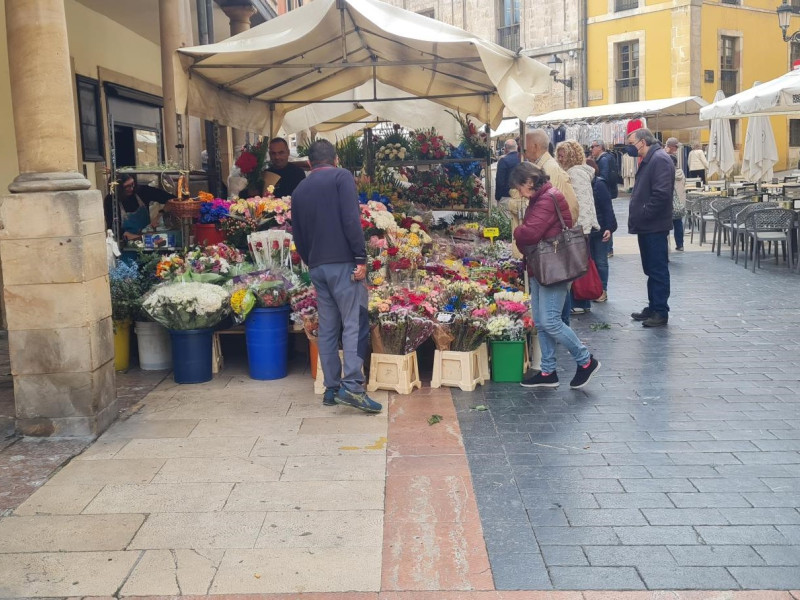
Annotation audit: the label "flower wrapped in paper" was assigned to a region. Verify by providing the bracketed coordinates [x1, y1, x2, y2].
[372, 310, 434, 355]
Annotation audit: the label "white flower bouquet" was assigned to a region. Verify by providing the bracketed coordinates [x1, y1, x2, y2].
[142, 282, 230, 331]
[486, 314, 525, 341]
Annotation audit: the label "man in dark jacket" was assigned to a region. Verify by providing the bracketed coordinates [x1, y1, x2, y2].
[495, 138, 520, 210]
[291, 139, 381, 413]
[626, 128, 675, 328]
[590, 140, 619, 199]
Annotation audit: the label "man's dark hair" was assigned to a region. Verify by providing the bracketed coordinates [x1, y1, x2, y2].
[116, 174, 137, 188]
[269, 137, 289, 149]
[308, 139, 337, 166]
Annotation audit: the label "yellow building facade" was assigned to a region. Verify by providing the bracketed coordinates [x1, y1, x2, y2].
[587, 0, 797, 171]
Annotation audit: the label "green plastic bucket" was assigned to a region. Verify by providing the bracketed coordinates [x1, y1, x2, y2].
[490, 340, 525, 382]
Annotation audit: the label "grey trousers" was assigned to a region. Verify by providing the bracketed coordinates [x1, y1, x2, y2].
[309, 262, 369, 394]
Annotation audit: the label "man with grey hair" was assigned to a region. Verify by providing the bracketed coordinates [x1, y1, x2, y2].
[291, 139, 381, 413]
[626, 128, 675, 328]
[521, 128, 579, 222]
[590, 139, 619, 200]
[495, 137, 520, 212]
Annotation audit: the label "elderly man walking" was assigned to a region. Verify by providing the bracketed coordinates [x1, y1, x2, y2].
[520, 129, 579, 223]
[495, 138, 520, 213]
[626, 128, 675, 328]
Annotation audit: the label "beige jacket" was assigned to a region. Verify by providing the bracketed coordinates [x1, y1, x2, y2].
[687, 149, 709, 172]
[534, 153, 580, 223]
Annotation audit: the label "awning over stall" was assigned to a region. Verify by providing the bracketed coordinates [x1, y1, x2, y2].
[527, 97, 709, 131]
[174, 0, 553, 137]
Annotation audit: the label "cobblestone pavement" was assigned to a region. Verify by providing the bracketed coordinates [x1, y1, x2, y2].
[455, 200, 800, 591]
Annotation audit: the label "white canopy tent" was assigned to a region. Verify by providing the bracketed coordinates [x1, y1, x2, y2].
[699, 67, 800, 120]
[174, 0, 553, 138]
[280, 81, 465, 142]
[526, 96, 710, 131]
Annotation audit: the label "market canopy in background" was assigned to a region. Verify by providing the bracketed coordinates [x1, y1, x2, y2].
[280, 81, 465, 142]
[699, 67, 800, 120]
[526, 96, 709, 131]
[174, 0, 553, 137]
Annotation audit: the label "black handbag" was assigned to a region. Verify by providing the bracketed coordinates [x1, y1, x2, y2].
[522, 191, 589, 286]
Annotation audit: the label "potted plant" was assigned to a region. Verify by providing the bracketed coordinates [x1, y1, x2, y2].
[109, 261, 143, 372]
[142, 282, 231, 383]
[229, 273, 292, 380]
[486, 313, 527, 383]
[131, 252, 172, 371]
[194, 197, 231, 247]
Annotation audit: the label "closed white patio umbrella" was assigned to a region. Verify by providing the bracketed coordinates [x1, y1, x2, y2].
[706, 90, 736, 179]
[741, 114, 778, 183]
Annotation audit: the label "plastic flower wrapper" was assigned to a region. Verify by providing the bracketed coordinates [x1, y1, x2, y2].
[450, 315, 489, 352]
[142, 282, 230, 331]
[253, 279, 289, 307]
[371, 310, 434, 355]
[289, 284, 318, 339]
[230, 287, 256, 323]
[486, 314, 525, 341]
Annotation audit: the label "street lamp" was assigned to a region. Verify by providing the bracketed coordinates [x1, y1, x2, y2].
[546, 54, 573, 90]
[777, 1, 800, 43]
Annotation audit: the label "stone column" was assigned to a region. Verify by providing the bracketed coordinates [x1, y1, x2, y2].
[159, 0, 186, 164]
[2, 0, 116, 436]
[222, 3, 257, 156]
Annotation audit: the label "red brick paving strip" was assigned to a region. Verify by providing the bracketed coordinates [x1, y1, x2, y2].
[382, 386, 494, 591]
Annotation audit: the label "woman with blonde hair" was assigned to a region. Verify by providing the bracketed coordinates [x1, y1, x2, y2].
[556, 140, 600, 313]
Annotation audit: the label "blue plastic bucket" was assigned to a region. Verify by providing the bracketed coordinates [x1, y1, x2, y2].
[245, 306, 291, 380]
[169, 328, 214, 384]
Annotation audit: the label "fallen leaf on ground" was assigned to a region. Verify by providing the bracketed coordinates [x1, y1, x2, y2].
[428, 414, 443, 425]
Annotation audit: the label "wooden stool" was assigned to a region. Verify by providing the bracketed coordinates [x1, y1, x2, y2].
[431, 348, 484, 392]
[367, 352, 421, 395]
[212, 326, 245, 374]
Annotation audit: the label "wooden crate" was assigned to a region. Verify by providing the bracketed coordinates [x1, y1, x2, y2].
[431, 348, 485, 392]
[366, 352, 421, 395]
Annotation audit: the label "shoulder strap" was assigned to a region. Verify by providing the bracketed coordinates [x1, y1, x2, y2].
[547, 189, 568, 230]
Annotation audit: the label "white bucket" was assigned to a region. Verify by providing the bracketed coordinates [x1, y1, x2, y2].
[135, 321, 172, 370]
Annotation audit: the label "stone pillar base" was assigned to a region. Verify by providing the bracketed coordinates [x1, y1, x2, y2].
[0, 188, 117, 438]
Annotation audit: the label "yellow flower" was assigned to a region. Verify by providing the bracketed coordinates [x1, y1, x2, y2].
[230, 289, 248, 314]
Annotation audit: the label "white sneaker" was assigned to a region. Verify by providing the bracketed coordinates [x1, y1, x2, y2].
[570, 307, 587, 315]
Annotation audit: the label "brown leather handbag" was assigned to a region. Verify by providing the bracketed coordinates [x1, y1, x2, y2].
[522, 191, 588, 286]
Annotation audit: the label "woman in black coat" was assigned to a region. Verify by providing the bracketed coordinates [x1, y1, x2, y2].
[586, 158, 618, 302]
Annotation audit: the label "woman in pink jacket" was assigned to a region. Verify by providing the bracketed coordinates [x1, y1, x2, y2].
[511, 162, 601, 390]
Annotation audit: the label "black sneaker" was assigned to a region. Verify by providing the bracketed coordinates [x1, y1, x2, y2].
[322, 387, 339, 406]
[520, 371, 559, 388]
[335, 388, 383, 413]
[570, 356, 600, 389]
[642, 314, 669, 328]
[631, 307, 653, 321]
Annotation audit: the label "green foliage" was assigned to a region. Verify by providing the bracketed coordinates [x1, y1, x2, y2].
[109, 261, 143, 323]
[336, 134, 364, 173]
[481, 209, 512, 241]
[590, 322, 611, 331]
[296, 143, 309, 157]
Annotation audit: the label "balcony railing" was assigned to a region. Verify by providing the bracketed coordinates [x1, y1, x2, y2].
[615, 0, 638, 11]
[497, 24, 520, 52]
[721, 70, 738, 97]
[616, 78, 639, 103]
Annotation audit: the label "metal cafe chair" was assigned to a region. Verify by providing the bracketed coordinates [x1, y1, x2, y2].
[743, 208, 797, 273]
[692, 196, 721, 246]
[712, 199, 754, 258]
[734, 202, 779, 265]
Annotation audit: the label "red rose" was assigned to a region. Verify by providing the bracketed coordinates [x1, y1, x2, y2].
[372, 259, 383, 270]
[387, 247, 399, 257]
[235, 151, 258, 175]
[272, 240, 280, 250]
[283, 238, 291, 247]
[420, 143, 429, 155]
[255, 241, 264, 250]
[360, 218, 371, 230]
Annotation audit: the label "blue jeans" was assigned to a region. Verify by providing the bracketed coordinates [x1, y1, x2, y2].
[530, 278, 591, 374]
[637, 232, 671, 317]
[673, 218, 684, 249]
[573, 231, 610, 309]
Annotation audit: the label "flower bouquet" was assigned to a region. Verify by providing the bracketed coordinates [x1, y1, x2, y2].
[235, 140, 269, 196]
[142, 282, 230, 331]
[155, 244, 250, 284]
[371, 310, 434, 355]
[289, 284, 318, 339]
[411, 129, 451, 161]
[486, 314, 525, 341]
[228, 270, 293, 324]
[198, 198, 232, 224]
[110, 261, 143, 324]
[221, 194, 291, 249]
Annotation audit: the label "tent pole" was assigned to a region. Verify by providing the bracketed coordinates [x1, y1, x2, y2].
[269, 102, 275, 138]
[484, 94, 492, 215]
[338, 0, 347, 63]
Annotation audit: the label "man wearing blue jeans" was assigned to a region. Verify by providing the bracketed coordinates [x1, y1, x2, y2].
[291, 140, 381, 413]
[626, 128, 675, 328]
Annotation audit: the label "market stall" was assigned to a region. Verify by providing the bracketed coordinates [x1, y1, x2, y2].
[108, 0, 556, 388]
